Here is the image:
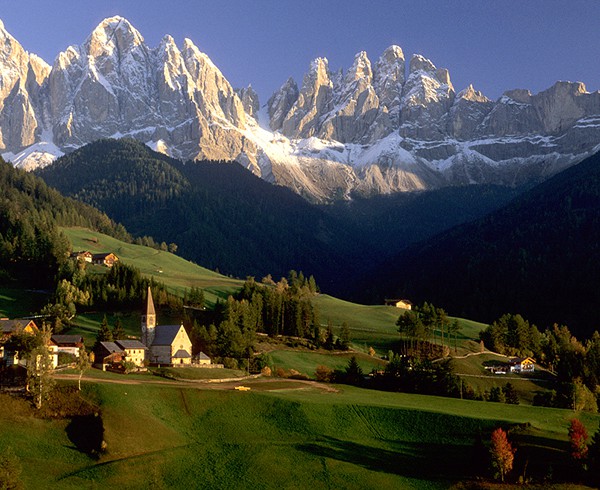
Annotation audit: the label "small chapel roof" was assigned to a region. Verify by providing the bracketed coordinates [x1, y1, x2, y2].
[152, 324, 184, 346]
[173, 349, 192, 359]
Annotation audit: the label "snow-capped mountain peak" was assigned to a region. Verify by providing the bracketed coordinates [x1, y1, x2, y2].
[1, 16, 600, 203]
[85, 16, 145, 58]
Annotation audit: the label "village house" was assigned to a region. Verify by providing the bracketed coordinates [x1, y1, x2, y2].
[509, 357, 535, 373]
[115, 340, 147, 367]
[94, 341, 125, 371]
[93, 340, 147, 371]
[1, 319, 39, 367]
[1, 319, 39, 340]
[70, 251, 93, 262]
[142, 288, 194, 366]
[51, 335, 84, 358]
[0, 319, 58, 368]
[385, 299, 413, 310]
[92, 252, 119, 267]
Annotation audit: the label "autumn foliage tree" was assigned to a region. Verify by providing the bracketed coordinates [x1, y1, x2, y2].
[489, 427, 515, 482]
[568, 418, 589, 463]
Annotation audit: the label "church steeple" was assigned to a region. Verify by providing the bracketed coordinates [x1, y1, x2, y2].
[141, 286, 156, 346]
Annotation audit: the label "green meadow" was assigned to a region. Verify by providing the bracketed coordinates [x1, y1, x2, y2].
[312, 294, 487, 354]
[62, 227, 492, 354]
[268, 349, 386, 378]
[0, 228, 597, 488]
[0, 287, 49, 319]
[61, 227, 245, 307]
[1, 379, 598, 489]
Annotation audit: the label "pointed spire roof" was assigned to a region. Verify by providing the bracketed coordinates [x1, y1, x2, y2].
[146, 287, 156, 316]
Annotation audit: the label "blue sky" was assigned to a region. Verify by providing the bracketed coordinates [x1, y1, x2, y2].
[1, 0, 599, 105]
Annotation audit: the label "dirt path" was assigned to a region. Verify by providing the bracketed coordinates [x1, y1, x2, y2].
[53, 373, 339, 393]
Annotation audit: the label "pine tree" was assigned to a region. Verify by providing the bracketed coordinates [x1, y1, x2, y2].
[325, 321, 335, 350]
[503, 382, 520, 405]
[344, 356, 363, 385]
[112, 318, 125, 340]
[489, 386, 506, 403]
[339, 322, 351, 350]
[489, 427, 515, 482]
[95, 315, 113, 347]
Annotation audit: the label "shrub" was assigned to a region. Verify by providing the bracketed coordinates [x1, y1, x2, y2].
[315, 365, 333, 382]
[57, 352, 77, 366]
[0, 446, 23, 490]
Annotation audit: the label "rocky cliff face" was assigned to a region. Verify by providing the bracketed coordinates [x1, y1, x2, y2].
[44, 17, 256, 167]
[0, 20, 50, 152]
[1, 16, 600, 202]
[266, 48, 600, 199]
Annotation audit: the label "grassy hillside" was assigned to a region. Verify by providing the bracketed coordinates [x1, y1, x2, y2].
[268, 349, 386, 378]
[1, 379, 597, 488]
[449, 354, 557, 404]
[0, 287, 49, 318]
[313, 294, 487, 353]
[65, 227, 478, 352]
[62, 227, 244, 307]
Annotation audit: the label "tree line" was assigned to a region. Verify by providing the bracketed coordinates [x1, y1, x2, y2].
[480, 313, 600, 411]
[188, 272, 326, 370]
[0, 156, 130, 288]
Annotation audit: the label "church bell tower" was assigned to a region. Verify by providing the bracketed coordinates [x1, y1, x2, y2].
[141, 286, 156, 347]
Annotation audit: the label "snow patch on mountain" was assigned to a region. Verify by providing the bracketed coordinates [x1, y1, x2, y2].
[1, 16, 600, 202]
[3, 131, 63, 170]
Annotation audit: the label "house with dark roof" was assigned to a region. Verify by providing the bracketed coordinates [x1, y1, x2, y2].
[94, 341, 125, 370]
[70, 251, 93, 262]
[509, 357, 535, 373]
[142, 288, 193, 366]
[51, 335, 84, 358]
[94, 339, 148, 371]
[0, 319, 39, 339]
[115, 340, 147, 367]
[1, 319, 40, 367]
[92, 252, 119, 267]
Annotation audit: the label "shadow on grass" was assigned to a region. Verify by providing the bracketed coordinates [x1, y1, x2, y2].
[297, 431, 577, 484]
[296, 435, 476, 481]
[65, 414, 104, 458]
[511, 432, 574, 482]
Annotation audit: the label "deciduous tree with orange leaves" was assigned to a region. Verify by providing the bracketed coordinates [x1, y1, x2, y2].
[568, 418, 589, 462]
[489, 427, 515, 482]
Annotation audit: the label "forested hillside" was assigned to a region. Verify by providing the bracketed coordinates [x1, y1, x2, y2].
[0, 157, 129, 287]
[360, 150, 600, 337]
[36, 138, 518, 294]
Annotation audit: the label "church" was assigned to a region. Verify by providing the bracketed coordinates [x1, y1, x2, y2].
[142, 287, 192, 366]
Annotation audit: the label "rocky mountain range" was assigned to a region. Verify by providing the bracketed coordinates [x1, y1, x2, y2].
[1, 16, 600, 202]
